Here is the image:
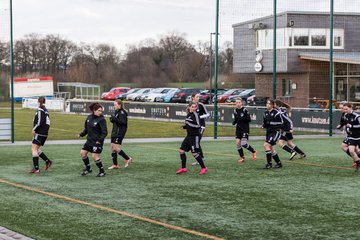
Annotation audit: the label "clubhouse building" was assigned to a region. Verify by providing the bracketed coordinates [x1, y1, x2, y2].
[233, 11, 360, 107]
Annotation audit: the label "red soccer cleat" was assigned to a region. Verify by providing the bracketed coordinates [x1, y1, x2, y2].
[238, 157, 245, 163]
[176, 168, 187, 174]
[199, 167, 208, 175]
[252, 151, 257, 161]
[45, 160, 53, 171]
[124, 158, 133, 168]
[352, 162, 357, 168]
[108, 165, 119, 170]
[29, 168, 40, 174]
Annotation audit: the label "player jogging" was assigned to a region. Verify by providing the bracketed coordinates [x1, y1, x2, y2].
[263, 99, 283, 169]
[176, 102, 208, 175]
[108, 100, 132, 170]
[78, 103, 108, 177]
[232, 98, 256, 163]
[29, 97, 53, 174]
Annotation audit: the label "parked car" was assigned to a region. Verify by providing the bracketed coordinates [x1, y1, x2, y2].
[116, 88, 140, 100]
[126, 88, 152, 101]
[226, 89, 255, 103]
[247, 96, 269, 106]
[171, 88, 203, 103]
[134, 88, 154, 101]
[143, 88, 179, 102]
[159, 88, 179, 103]
[197, 89, 227, 104]
[214, 88, 245, 103]
[101, 87, 130, 100]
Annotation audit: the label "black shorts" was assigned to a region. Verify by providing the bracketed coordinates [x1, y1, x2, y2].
[236, 132, 249, 140]
[279, 131, 293, 141]
[180, 135, 200, 153]
[32, 134, 47, 146]
[82, 143, 103, 154]
[348, 138, 360, 147]
[111, 137, 124, 145]
[343, 137, 349, 145]
[266, 131, 280, 146]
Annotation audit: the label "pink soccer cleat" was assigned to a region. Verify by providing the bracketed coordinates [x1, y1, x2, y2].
[238, 157, 245, 163]
[176, 168, 187, 174]
[199, 167, 208, 175]
[252, 151, 257, 161]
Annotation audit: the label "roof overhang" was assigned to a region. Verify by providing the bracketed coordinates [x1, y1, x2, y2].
[299, 52, 360, 65]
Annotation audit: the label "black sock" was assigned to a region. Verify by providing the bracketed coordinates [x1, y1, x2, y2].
[243, 144, 255, 153]
[293, 146, 305, 155]
[180, 153, 187, 168]
[95, 159, 105, 173]
[237, 147, 244, 157]
[119, 150, 130, 160]
[282, 145, 293, 153]
[111, 152, 118, 165]
[195, 154, 206, 168]
[199, 147, 204, 159]
[82, 156, 91, 170]
[32, 156, 39, 170]
[272, 153, 281, 163]
[266, 151, 272, 165]
[346, 149, 351, 157]
[39, 152, 50, 162]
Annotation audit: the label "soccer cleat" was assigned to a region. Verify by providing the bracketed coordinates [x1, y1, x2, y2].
[300, 154, 306, 159]
[191, 162, 200, 166]
[29, 168, 40, 174]
[124, 158, 133, 168]
[176, 168, 187, 174]
[81, 169, 92, 176]
[45, 160, 53, 171]
[275, 162, 283, 168]
[96, 172, 106, 177]
[238, 157, 245, 163]
[352, 162, 357, 168]
[252, 151, 257, 160]
[108, 165, 119, 170]
[263, 164, 272, 169]
[289, 152, 297, 160]
[199, 167, 208, 175]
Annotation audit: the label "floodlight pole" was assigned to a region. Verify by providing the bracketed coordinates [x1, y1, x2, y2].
[214, 0, 219, 139]
[273, 0, 277, 99]
[10, 0, 14, 143]
[329, 0, 334, 136]
[209, 32, 215, 104]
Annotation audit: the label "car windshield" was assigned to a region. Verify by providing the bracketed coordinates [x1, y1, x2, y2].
[240, 89, 255, 96]
[127, 88, 139, 94]
[222, 89, 237, 95]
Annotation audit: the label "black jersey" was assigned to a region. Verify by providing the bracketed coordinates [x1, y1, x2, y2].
[345, 111, 360, 139]
[278, 107, 293, 131]
[33, 105, 50, 136]
[232, 107, 251, 134]
[79, 114, 108, 146]
[196, 102, 210, 127]
[263, 108, 283, 133]
[338, 112, 347, 129]
[184, 112, 201, 136]
[110, 108, 128, 138]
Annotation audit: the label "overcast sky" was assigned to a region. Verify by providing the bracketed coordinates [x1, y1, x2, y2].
[0, 0, 358, 51]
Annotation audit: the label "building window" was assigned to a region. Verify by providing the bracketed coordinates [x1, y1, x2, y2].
[256, 28, 344, 50]
[282, 79, 292, 96]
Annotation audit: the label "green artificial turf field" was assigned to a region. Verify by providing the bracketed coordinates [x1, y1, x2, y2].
[0, 138, 359, 240]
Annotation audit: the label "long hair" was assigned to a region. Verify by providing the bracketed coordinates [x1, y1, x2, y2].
[187, 101, 197, 113]
[274, 99, 292, 111]
[115, 99, 127, 112]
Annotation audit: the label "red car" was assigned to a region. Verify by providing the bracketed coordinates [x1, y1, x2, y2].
[215, 88, 245, 103]
[101, 87, 131, 100]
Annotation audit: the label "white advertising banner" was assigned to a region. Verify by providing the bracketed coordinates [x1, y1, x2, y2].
[22, 98, 65, 111]
[11, 76, 54, 99]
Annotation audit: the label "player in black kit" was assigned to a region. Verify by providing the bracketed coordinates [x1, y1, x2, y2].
[78, 103, 108, 177]
[342, 102, 360, 172]
[176, 102, 208, 175]
[274, 99, 306, 160]
[232, 98, 256, 163]
[263, 99, 283, 169]
[108, 100, 132, 170]
[29, 97, 53, 174]
[191, 93, 210, 165]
